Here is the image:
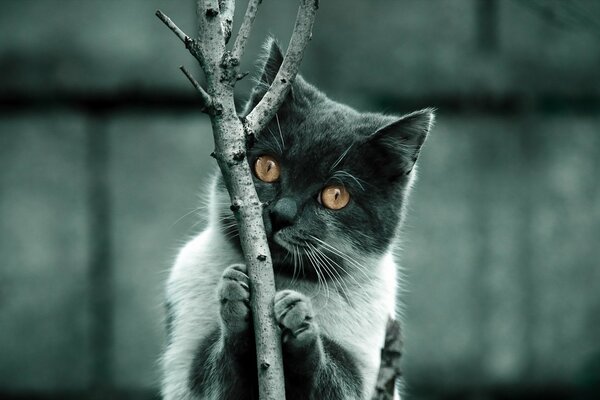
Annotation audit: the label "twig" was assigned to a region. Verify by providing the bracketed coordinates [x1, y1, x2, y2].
[155, 10, 191, 44]
[179, 66, 214, 114]
[231, 0, 262, 60]
[156, 9, 203, 63]
[236, 71, 250, 81]
[245, 0, 319, 135]
[371, 318, 403, 400]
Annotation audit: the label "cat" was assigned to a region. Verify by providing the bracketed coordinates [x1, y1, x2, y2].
[161, 38, 434, 400]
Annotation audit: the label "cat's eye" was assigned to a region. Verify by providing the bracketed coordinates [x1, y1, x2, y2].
[254, 155, 280, 183]
[318, 185, 350, 210]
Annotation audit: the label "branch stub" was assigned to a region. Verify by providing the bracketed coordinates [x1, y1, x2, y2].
[205, 8, 219, 17]
[237, 71, 250, 81]
[245, 131, 256, 149]
[232, 150, 246, 162]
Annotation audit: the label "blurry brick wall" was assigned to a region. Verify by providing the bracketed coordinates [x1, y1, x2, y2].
[1, 0, 599, 397]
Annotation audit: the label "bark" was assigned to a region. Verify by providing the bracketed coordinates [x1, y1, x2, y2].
[371, 318, 404, 400]
[157, 2, 318, 399]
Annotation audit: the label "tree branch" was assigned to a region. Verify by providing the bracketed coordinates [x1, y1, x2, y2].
[244, 0, 318, 136]
[179, 66, 214, 114]
[231, 0, 262, 61]
[219, 0, 235, 44]
[203, 0, 220, 17]
[158, 2, 318, 399]
[155, 9, 190, 44]
[156, 9, 203, 64]
[371, 318, 404, 400]
[196, 0, 226, 68]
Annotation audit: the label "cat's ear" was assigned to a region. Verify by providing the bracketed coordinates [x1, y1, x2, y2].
[257, 37, 284, 86]
[243, 38, 285, 114]
[367, 108, 435, 179]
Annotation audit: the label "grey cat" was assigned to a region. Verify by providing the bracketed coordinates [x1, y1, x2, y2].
[161, 39, 434, 400]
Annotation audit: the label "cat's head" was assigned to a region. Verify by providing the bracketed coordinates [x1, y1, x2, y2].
[217, 39, 434, 280]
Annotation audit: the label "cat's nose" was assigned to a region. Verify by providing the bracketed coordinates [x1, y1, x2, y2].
[270, 197, 298, 231]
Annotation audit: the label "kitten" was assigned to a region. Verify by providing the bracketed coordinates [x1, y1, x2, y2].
[161, 39, 434, 400]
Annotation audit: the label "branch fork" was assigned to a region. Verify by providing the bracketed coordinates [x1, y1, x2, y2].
[178, 66, 216, 114]
[157, 2, 318, 399]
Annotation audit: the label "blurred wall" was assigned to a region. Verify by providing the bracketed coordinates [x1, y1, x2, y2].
[1, 0, 599, 399]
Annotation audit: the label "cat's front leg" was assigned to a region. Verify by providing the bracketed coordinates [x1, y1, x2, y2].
[274, 290, 363, 400]
[274, 290, 321, 372]
[218, 263, 254, 350]
[190, 264, 257, 400]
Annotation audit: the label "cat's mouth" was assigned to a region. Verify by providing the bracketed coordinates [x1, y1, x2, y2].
[272, 229, 310, 253]
[270, 230, 351, 283]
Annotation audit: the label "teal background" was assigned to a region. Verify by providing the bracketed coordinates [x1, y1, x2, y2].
[1, 1, 599, 399]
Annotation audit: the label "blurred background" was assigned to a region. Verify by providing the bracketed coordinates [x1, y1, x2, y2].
[1, 0, 599, 399]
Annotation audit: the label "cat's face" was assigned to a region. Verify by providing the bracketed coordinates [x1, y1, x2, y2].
[218, 40, 433, 281]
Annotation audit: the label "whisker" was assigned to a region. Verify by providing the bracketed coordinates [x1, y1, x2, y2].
[311, 243, 346, 306]
[300, 245, 320, 297]
[186, 218, 205, 232]
[170, 207, 203, 229]
[306, 245, 329, 306]
[275, 113, 285, 149]
[292, 245, 299, 287]
[310, 236, 372, 282]
[298, 245, 305, 281]
[329, 143, 353, 171]
[282, 247, 290, 264]
[316, 244, 360, 297]
[284, 247, 298, 286]
[267, 127, 283, 154]
[332, 170, 367, 191]
[221, 230, 238, 236]
[315, 244, 373, 306]
[310, 243, 353, 305]
[291, 252, 299, 286]
[311, 245, 331, 308]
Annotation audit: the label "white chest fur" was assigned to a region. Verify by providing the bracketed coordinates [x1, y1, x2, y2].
[162, 222, 399, 400]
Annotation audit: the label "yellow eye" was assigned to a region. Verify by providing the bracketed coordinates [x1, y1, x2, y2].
[254, 155, 280, 183]
[319, 185, 350, 210]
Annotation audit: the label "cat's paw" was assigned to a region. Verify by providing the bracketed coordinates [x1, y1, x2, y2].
[218, 264, 251, 335]
[274, 290, 318, 350]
